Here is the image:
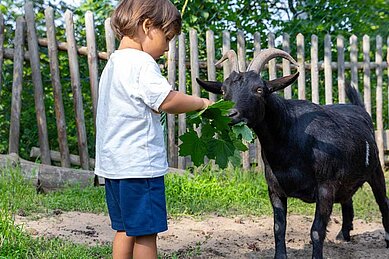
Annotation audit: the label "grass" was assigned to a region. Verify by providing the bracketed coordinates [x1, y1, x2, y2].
[1, 164, 388, 258]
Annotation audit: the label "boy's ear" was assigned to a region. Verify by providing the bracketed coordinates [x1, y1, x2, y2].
[142, 19, 153, 34]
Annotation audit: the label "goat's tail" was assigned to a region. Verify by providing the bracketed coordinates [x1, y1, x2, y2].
[346, 81, 364, 108]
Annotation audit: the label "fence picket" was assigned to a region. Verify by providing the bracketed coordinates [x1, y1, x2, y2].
[363, 35, 371, 115]
[324, 34, 333, 104]
[189, 29, 200, 97]
[350, 35, 358, 92]
[45, 7, 71, 168]
[206, 30, 217, 102]
[85, 11, 99, 126]
[237, 31, 250, 169]
[0, 14, 4, 93]
[282, 33, 292, 99]
[297, 33, 306, 100]
[311, 34, 319, 104]
[8, 17, 24, 155]
[375, 36, 384, 166]
[222, 31, 231, 79]
[25, 2, 51, 165]
[178, 33, 187, 169]
[168, 36, 177, 168]
[337, 35, 346, 103]
[65, 10, 89, 170]
[254, 32, 264, 171]
[268, 33, 276, 80]
[104, 18, 115, 59]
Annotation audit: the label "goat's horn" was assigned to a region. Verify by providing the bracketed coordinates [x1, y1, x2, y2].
[215, 50, 239, 73]
[247, 48, 298, 73]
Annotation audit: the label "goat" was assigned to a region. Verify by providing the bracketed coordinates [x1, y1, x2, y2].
[196, 49, 389, 259]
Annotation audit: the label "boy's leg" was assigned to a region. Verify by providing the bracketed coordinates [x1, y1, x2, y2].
[133, 234, 158, 259]
[113, 231, 135, 259]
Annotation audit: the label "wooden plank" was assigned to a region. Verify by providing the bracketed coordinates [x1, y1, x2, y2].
[237, 30, 250, 170]
[167, 36, 177, 168]
[85, 11, 99, 127]
[324, 34, 332, 104]
[8, 17, 25, 155]
[268, 33, 276, 80]
[296, 33, 306, 100]
[350, 35, 358, 92]
[222, 31, 231, 79]
[375, 36, 384, 167]
[254, 32, 264, 172]
[104, 18, 115, 59]
[189, 29, 200, 97]
[0, 14, 4, 93]
[337, 35, 346, 103]
[311, 34, 319, 104]
[282, 33, 292, 99]
[25, 2, 51, 165]
[363, 35, 371, 115]
[65, 10, 89, 170]
[206, 30, 217, 102]
[45, 7, 71, 168]
[177, 33, 186, 169]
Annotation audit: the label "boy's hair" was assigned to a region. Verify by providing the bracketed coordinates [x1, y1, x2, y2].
[111, 0, 182, 40]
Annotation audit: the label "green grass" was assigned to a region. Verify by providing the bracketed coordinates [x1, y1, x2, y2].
[1, 165, 388, 258]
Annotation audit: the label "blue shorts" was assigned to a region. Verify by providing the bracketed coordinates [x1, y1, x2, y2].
[104, 176, 168, 236]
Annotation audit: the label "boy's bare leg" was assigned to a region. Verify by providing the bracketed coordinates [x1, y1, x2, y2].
[133, 234, 158, 259]
[113, 231, 135, 259]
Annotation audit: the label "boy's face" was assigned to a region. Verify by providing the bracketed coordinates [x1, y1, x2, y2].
[141, 27, 171, 60]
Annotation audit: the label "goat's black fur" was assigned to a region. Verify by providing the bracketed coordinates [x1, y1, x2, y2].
[197, 71, 389, 259]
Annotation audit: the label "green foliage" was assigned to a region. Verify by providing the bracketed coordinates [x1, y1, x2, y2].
[179, 100, 254, 168]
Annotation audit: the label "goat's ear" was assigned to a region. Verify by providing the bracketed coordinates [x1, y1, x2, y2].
[196, 78, 223, 94]
[267, 72, 299, 93]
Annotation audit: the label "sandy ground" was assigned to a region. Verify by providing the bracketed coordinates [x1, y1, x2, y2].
[15, 211, 389, 258]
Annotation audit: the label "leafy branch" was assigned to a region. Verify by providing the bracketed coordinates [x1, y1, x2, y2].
[178, 100, 254, 169]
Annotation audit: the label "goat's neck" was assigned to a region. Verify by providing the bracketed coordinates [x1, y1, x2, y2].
[253, 94, 292, 152]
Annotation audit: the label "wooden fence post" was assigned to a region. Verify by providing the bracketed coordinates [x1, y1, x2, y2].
[0, 14, 4, 93]
[268, 33, 276, 80]
[296, 33, 305, 100]
[222, 31, 231, 79]
[168, 36, 177, 168]
[375, 35, 384, 167]
[65, 10, 89, 170]
[85, 11, 99, 128]
[45, 7, 71, 168]
[350, 35, 358, 92]
[311, 34, 319, 104]
[206, 30, 217, 102]
[8, 17, 25, 155]
[282, 33, 292, 99]
[237, 30, 250, 170]
[337, 35, 346, 104]
[363, 35, 371, 115]
[104, 18, 115, 59]
[25, 1, 51, 165]
[178, 33, 187, 169]
[324, 34, 333, 104]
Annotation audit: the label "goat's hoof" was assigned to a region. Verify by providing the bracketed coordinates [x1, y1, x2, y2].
[336, 230, 351, 242]
[385, 239, 389, 248]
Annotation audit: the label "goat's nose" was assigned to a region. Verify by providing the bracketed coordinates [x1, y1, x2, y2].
[228, 108, 239, 118]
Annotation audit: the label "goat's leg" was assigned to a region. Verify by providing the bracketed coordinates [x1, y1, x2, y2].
[311, 183, 335, 259]
[269, 190, 288, 259]
[368, 166, 389, 248]
[336, 198, 354, 241]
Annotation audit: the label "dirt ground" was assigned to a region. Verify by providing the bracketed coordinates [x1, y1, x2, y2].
[15, 211, 389, 258]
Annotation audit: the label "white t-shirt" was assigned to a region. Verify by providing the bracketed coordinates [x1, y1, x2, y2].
[94, 49, 172, 179]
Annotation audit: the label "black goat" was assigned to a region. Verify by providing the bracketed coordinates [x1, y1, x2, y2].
[197, 49, 389, 259]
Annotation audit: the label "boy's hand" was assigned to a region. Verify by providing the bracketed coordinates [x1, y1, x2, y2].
[201, 98, 214, 110]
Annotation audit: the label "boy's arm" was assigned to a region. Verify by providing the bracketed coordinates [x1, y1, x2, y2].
[159, 91, 213, 114]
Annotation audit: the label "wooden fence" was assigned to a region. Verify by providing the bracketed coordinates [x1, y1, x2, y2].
[1, 3, 389, 173]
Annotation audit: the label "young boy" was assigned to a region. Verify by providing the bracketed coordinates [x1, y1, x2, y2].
[94, 0, 213, 258]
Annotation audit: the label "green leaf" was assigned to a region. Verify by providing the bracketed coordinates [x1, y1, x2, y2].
[232, 122, 254, 142]
[208, 138, 235, 169]
[178, 131, 206, 166]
